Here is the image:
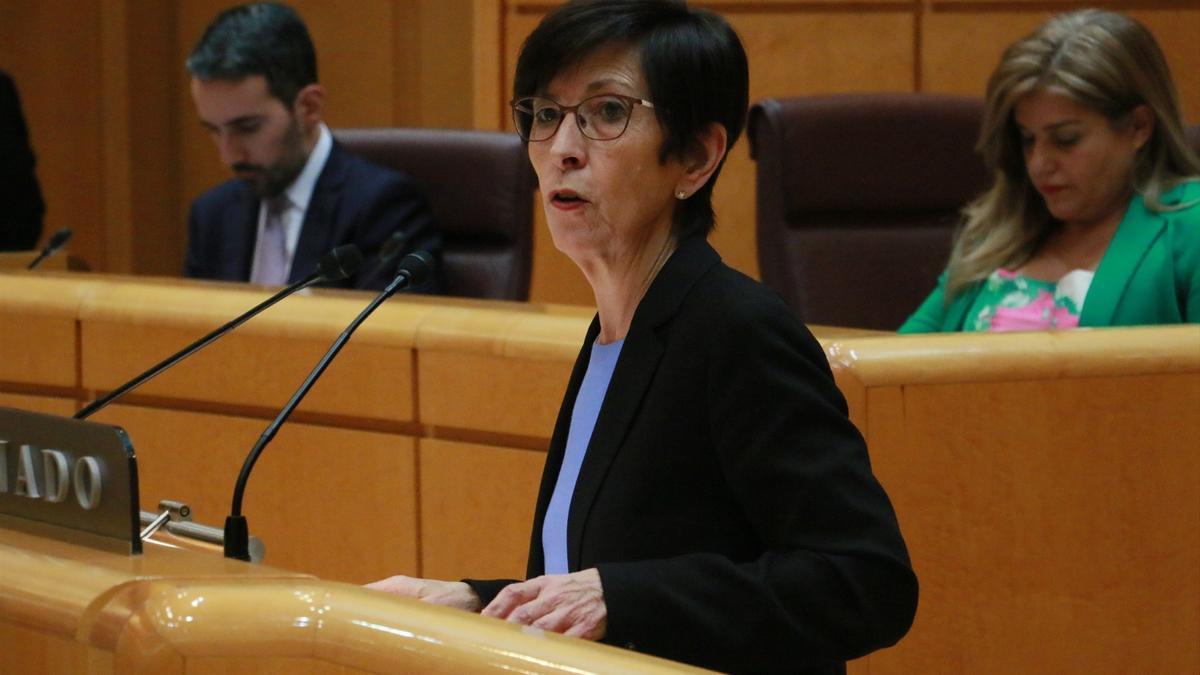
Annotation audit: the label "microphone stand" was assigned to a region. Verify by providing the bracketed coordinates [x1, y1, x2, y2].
[27, 228, 73, 270]
[75, 246, 361, 420]
[224, 255, 429, 560]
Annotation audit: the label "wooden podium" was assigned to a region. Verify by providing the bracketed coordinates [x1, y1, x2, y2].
[0, 524, 708, 673]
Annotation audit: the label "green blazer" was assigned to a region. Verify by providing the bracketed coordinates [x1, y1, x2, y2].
[900, 181, 1200, 333]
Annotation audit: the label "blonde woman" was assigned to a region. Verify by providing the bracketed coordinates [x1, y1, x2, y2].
[901, 9, 1200, 332]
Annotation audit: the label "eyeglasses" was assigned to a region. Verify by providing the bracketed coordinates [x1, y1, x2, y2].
[510, 94, 655, 142]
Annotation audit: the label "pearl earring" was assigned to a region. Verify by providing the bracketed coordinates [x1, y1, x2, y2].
[675, 190, 687, 199]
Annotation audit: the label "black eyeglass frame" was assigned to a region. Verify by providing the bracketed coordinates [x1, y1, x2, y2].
[509, 93, 656, 142]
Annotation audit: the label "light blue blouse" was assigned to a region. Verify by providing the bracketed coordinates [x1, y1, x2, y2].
[541, 338, 624, 574]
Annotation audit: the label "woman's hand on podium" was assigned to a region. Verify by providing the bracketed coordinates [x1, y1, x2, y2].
[365, 575, 483, 612]
[481, 569, 607, 641]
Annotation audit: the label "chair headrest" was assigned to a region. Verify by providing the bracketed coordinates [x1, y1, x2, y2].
[334, 128, 535, 242]
[749, 94, 990, 214]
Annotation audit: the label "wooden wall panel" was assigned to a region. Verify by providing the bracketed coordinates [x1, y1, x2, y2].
[419, 351, 575, 440]
[0, 393, 76, 417]
[102, 1, 181, 277]
[81, 321, 418, 421]
[415, 301, 590, 440]
[0, 1, 177, 276]
[1115, 9, 1200, 122]
[93, 404, 420, 584]
[419, 439, 544, 581]
[864, 374, 1200, 673]
[410, 2, 478, 130]
[76, 282, 427, 423]
[0, 276, 85, 390]
[0, 1, 104, 268]
[923, 11, 1042, 98]
[471, 0, 505, 130]
[0, 314, 75, 389]
[923, 7, 1200, 122]
[5, 1, 1196, 300]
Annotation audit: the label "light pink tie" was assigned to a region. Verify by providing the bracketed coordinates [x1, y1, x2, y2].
[252, 196, 290, 285]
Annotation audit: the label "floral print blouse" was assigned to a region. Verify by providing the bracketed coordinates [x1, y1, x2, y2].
[965, 268, 1095, 332]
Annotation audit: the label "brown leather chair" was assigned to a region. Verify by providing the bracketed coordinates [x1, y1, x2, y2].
[334, 128, 535, 300]
[748, 94, 989, 330]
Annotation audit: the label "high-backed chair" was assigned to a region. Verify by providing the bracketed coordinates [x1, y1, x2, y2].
[748, 94, 989, 330]
[334, 128, 535, 301]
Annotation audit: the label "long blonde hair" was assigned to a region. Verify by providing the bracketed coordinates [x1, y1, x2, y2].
[945, 9, 1200, 298]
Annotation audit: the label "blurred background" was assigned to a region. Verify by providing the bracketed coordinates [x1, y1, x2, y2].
[1, 0, 1196, 306]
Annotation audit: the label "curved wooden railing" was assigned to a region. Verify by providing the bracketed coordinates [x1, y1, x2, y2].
[0, 525, 708, 673]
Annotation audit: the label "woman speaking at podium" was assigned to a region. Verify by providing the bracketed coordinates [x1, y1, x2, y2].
[369, 2, 917, 671]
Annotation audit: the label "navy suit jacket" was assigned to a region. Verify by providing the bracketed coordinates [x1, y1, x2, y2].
[467, 237, 917, 674]
[184, 141, 442, 291]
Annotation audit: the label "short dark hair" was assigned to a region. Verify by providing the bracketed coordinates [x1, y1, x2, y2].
[514, 0, 749, 238]
[186, 2, 317, 106]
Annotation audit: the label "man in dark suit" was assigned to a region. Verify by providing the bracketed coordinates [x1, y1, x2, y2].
[184, 2, 441, 291]
[0, 70, 45, 252]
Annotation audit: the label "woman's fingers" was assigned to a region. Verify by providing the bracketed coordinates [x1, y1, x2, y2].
[365, 575, 481, 611]
[483, 569, 607, 641]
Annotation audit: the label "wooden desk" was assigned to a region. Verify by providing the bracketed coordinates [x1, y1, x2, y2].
[829, 327, 1200, 674]
[3, 271, 1195, 672]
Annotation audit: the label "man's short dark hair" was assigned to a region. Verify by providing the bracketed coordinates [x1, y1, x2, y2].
[186, 2, 317, 106]
[514, 0, 749, 238]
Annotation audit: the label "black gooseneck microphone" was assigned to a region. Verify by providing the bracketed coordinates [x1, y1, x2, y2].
[74, 245, 363, 420]
[223, 250, 433, 561]
[26, 228, 73, 270]
[364, 229, 409, 285]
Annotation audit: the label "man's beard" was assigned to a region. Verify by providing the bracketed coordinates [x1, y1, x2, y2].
[235, 116, 309, 198]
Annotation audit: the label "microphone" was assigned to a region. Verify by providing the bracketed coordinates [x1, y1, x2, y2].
[74, 245, 363, 420]
[364, 229, 409, 285]
[223, 251, 433, 561]
[27, 228, 73, 270]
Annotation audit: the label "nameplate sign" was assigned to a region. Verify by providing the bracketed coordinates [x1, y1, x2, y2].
[0, 407, 141, 554]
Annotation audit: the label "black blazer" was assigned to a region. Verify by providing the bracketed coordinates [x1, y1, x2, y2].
[0, 70, 45, 251]
[184, 141, 442, 291]
[469, 237, 917, 674]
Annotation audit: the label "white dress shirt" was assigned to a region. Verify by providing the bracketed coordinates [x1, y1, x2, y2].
[249, 123, 333, 283]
